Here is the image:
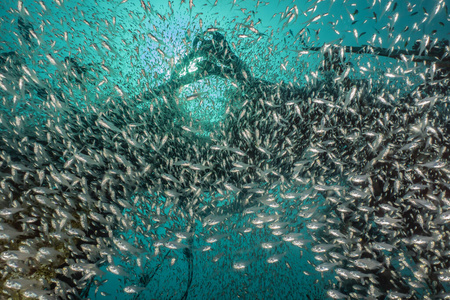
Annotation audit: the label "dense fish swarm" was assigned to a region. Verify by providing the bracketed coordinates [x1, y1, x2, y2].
[0, 0, 449, 299]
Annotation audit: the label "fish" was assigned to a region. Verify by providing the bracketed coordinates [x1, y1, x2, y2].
[0, 0, 449, 299]
[124, 285, 146, 294]
[266, 252, 287, 264]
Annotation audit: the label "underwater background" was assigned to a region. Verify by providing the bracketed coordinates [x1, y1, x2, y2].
[0, 0, 449, 299]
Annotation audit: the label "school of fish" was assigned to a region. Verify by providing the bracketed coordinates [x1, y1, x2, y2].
[0, 0, 449, 299]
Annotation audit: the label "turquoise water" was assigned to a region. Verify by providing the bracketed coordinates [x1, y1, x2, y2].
[0, 0, 449, 299]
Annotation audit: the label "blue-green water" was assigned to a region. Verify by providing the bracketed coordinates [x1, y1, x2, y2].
[0, 0, 449, 299]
